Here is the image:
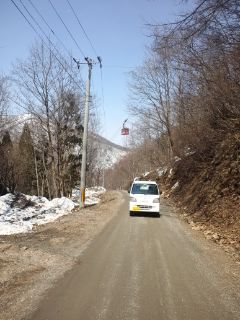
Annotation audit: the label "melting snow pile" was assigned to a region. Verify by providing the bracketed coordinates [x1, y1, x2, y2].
[0, 193, 76, 235]
[72, 186, 106, 205]
[0, 187, 106, 235]
[86, 187, 106, 205]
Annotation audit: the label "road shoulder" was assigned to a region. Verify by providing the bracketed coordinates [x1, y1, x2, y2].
[0, 191, 124, 320]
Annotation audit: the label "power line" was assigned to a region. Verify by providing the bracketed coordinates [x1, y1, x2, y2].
[10, 0, 45, 47]
[19, 0, 60, 54]
[10, 0, 83, 91]
[48, 0, 86, 58]
[19, 0, 72, 63]
[110, 125, 124, 141]
[27, 0, 72, 60]
[64, 1, 105, 130]
[65, 0, 105, 111]
[96, 56, 105, 120]
[17, 0, 78, 81]
[20, 0, 45, 35]
[66, 0, 98, 57]
[100, 67, 105, 119]
[104, 65, 136, 69]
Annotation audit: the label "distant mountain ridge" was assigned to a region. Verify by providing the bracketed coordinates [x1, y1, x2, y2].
[91, 133, 128, 152]
[89, 133, 127, 170]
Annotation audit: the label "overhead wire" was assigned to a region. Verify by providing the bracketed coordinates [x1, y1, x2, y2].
[27, 0, 72, 60]
[99, 67, 105, 118]
[18, 0, 108, 141]
[66, 0, 98, 57]
[110, 125, 125, 142]
[19, 0, 60, 54]
[10, 0, 41, 41]
[64, 1, 107, 135]
[19, 0, 73, 69]
[64, 1, 108, 127]
[104, 65, 136, 69]
[10, 0, 83, 91]
[11, 0, 111, 145]
[48, 0, 86, 58]
[92, 66, 106, 137]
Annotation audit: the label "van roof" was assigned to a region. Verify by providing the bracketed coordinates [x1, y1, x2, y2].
[132, 180, 157, 185]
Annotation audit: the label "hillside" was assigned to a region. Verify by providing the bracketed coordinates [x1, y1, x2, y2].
[142, 133, 240, 260]
[89, 133, 128, 170]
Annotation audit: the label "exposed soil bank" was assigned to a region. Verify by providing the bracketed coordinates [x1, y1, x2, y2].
[145, 133, 240, 261]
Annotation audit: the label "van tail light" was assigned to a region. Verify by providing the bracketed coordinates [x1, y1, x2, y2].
[153, 198, 159, 203]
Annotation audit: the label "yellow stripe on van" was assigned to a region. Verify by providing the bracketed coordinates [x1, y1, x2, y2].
[132, 206, 141, 211]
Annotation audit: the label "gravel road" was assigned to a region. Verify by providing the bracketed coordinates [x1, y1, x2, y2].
[28, 192, 240, 320]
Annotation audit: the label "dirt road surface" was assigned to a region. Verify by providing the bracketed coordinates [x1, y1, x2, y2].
[0, 191, 122, 320]
[28, 192, 240, 320]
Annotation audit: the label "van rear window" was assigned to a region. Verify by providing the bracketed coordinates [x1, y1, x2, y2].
[131, 183, 159, 195]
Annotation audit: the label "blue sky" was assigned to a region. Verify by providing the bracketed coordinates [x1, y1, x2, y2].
[1, 0, 192, 145]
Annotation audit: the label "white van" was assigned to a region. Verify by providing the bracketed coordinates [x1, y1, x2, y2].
[129, 180, 160, 216]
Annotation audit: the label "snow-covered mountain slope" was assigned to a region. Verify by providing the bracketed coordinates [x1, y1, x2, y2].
[89, 133, 128, 169]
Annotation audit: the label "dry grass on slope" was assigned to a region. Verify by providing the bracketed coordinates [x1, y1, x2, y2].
[165, 133, 240, 259]
[143, 133, 240, 260]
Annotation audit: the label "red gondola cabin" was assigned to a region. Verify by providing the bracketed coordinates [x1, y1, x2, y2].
[121, 127, 129, 135]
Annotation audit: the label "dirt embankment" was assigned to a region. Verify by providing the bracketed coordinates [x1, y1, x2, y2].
[0, 191, 124, 320]
[147, 133, 240, 260]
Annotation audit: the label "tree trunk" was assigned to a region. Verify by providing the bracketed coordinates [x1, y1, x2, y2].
[34, 149, 40, 196]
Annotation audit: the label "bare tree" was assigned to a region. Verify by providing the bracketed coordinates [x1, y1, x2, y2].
[0, 131, 16, 195]
[125, 0, 240, 177]
[151, 0, 240, 151]
[13, 42, 85, 198]
[128, 42, 177, 162]
[0, 76, 10, 135]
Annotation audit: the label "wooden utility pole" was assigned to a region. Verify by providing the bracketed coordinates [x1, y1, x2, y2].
[74, 56, 102, 207]
[80, 58, 93, 207]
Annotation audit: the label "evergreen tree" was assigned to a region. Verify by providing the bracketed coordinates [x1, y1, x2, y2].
[0, 131, 15, 194]
[54, 91, 83, 196]
[17, 124, 35, 194]
[64, 95, 83, 196]
[1, 131, 13, 153]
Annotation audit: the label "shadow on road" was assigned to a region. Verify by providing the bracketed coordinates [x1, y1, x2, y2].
[160, 213, 178, 219]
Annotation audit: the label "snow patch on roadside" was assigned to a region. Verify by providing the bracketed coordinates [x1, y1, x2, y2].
[72, 186, 106, 205]
[143, 171, 150, 177]
[171, 181, 179, 191]
[0, 187, 106, 235]
[168, 168, 174, 178]
[157, 167, 168, 177]
[86, 187, 106, 205]
[0, 194, 77, 235]
[174, 156, 181, 163]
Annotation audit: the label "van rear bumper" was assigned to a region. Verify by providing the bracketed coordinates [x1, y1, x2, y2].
[129, 203, 160, 213]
